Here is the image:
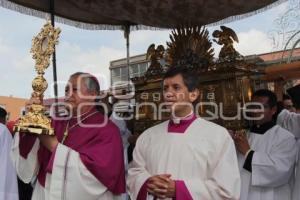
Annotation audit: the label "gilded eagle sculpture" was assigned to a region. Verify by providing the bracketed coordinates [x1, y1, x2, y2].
[213, 26, 243, 62]
[145, 44, 165, 77]
[146, 44, 165, 62]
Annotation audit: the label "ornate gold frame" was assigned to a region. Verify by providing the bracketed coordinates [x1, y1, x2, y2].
[14, 22, 60, 135]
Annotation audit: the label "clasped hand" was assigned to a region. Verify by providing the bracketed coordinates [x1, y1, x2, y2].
[147, 174, 175, 199]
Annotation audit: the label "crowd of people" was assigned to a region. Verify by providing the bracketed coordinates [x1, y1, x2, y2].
[1, 69, 300, 200]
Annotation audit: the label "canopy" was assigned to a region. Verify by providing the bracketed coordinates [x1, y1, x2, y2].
[0, 0, 285, 30]
[0, 0, 287, 106]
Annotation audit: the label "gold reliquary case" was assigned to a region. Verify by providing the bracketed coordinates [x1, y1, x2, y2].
[14, 22, 60, 135]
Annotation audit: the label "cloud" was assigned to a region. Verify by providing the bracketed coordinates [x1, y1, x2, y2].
[52, 30, 172, 94]
[42, 42, 131, 97]
[12, 54, 34, 71]
[235, 29, 273, 56]
[130, 30, 171, 51]
[0, 31, 34, 72]
[0, 33, 34, 97]
[212, 29, 274, 57]
[276, 1, 290, 13]
[130, 29, 273, 58]
[78, 46, 128, 89]
[0, 30, 131, 98]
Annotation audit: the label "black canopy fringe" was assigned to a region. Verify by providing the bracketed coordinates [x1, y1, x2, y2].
[0, 0, 288, 30]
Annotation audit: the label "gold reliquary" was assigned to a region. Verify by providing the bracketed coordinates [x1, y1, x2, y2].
[14, 22, 60, 135]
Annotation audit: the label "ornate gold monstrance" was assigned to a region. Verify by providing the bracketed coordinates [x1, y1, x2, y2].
[14, 22, 60, 135]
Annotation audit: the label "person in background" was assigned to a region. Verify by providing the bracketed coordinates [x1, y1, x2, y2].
[231, 89, 297, 200]
[109, 97, 132, 200]
[274, 94, 295, 122]
[0, 107, 18, 200]
[277, 84, 300, 200]
[282, 94, 296, 112]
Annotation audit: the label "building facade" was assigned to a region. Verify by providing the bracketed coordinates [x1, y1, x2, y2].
[0, 96, 27, 121]
[110, 48, 300, 86]
[109, 54, 150, 85]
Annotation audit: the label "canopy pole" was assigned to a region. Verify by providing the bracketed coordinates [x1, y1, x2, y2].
[50, 0, 59, 115]
[124, 24, 130, 90]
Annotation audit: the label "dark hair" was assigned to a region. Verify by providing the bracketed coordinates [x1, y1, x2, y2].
[252, 89, 277, 108]
[163, 66, 199, 92]
[287, 84, 300, 109]
[283, 94, 291, 101]
[0, 107, 7, 122]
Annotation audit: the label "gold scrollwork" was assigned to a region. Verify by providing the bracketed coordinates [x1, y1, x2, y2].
[14, 22, 61, 135]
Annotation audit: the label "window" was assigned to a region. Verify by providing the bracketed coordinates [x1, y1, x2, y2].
[121, 67, 128, 76]
[129, 62, 149, 78]
[111, 66, 129, 84]
[111, 62, 150, 85]
[112, 76, 120, 83]
[130, 64, 139, 78]
[112, 68, 120, 77]
[140, 63, 148, 74]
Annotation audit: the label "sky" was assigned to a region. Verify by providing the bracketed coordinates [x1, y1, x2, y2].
[0, 0, 299, 99]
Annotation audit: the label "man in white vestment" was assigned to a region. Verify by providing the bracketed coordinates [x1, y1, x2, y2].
[277, 84, 300, 200]
[127, 66, 241, 200]
[11, 72, 126, 200]
[0, 107, 18, 200]
[232, 89, 297, 200]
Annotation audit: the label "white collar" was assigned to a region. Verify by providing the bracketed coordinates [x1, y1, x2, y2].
[172, 111, 194, 124]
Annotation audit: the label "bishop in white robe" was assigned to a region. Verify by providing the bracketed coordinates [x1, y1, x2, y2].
[11, 72, 126, 200]
[11, 108, 126, 200]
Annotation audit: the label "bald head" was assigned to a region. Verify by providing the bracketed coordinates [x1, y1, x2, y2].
[70, 72, 100, 94]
